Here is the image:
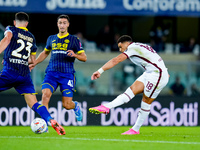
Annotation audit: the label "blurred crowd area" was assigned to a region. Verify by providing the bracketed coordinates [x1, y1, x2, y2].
[1, 51, 200, 97]
[0, 14, 200, 54]
[0, 14, 200, 96]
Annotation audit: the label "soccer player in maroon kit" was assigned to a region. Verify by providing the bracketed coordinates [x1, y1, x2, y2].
[89, 35, 169, 135]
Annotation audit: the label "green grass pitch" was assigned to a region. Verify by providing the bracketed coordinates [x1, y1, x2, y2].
[0, 126, 199, 150]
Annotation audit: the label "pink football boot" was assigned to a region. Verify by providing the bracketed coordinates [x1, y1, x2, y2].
[89, 105, 110, 114]
[121, 129, 140, 135]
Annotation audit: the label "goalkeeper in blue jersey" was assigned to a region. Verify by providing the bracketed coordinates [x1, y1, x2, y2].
[29, 15, 87, 122]
[0, 12, 65, 135]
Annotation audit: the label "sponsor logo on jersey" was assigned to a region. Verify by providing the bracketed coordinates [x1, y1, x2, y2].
[64, 39, 70, 43]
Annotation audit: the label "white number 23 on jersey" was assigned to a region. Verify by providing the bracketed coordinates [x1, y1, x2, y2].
[11, 39, 32, 59]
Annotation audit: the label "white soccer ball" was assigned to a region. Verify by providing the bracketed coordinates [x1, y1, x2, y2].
[31, 118, 48, 134]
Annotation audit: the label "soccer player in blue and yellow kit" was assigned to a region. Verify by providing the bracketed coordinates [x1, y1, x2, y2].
[0, 12, 65, 135]
[29, 15, 87, 123]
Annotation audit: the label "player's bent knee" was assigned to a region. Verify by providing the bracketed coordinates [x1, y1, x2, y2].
[42, 89, 52, 98]
[62, 103, 73, 110]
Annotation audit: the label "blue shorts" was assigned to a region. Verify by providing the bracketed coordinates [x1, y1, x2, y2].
[42, 71, 76, 97]
[0, 69, 36, 95]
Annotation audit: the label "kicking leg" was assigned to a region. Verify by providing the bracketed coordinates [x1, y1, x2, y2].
[89, 87, 136, 114]
[89, 80, 144, 114]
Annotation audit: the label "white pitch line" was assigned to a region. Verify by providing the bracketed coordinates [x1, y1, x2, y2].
[0, 136, 199, 145]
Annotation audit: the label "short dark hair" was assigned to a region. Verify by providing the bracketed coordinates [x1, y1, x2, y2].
[15, 12, 29, 22]
[117, 35, 132, 43]
[57, 15, 70, 22]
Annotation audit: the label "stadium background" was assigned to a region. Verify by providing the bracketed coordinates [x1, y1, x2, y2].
[0, 0, 199, 126]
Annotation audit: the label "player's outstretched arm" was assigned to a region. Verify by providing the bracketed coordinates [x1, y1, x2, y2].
[0, 31, 12, 54]
[101, 53, 127, 71]
[91, 53, 127, 80]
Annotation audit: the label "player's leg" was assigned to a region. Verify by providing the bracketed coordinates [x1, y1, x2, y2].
[16, 74, 65, 135]
[41, 71, 58, 110]
[62, 96, 83, 121]
[41, 84, 66, 134]
[60, 73, 83, 121]
[122, 71, 169, 135]
[132, 95, 153, 131]
[24, 94, 65, 135]
[62, 96, 74, 109]
[122, 72, 155, 135]
[41, 88, 52, 110]
[121, 94, 153, 135]
[89, 79, 144, 114]
[104, 80, 144, 108]
[24, 94, 52, 123]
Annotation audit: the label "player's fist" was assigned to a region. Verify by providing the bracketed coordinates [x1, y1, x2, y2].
[29, 64, 35, 72]
[91, 71, 101, 80]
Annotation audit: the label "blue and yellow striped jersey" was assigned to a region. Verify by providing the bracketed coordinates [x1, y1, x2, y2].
[3, 26, 37, 76]
[44, 33, 84, 73]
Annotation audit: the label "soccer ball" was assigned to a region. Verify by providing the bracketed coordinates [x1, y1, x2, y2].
[31, 118, 48, 134]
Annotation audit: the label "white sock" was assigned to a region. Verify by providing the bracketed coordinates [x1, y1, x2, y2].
[104, 87, 135, 109]
[132, 101, 151, 132]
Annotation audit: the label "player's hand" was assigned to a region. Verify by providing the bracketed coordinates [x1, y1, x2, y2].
[67, 50, 76, 57]
[91, 71, 101, 80]
[29, 64, 36, 72]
